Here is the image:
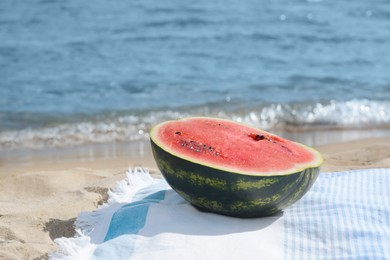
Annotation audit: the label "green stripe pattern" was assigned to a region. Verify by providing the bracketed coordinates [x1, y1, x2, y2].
[151, 140, 320, 218]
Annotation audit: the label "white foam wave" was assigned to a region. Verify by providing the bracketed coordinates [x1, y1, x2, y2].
[233, 99, 390, 129]
[0, 99, 388, 150]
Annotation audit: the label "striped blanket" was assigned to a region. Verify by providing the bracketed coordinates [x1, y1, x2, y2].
[51, 168, 390, 260]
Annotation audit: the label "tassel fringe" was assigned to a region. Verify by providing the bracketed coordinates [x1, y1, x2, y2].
[50, 167, 160, 259]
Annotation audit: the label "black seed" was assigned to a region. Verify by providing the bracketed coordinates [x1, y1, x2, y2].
[255, 134, 265, 141]
[249, 133, 266, 141]
[175, 132, 181, 135]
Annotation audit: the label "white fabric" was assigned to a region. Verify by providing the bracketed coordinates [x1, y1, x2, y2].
[51, 168, 390, 260]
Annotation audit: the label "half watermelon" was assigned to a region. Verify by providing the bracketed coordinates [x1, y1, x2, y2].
[150, 117, 323, 217]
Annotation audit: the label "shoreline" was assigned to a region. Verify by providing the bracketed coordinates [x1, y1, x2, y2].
[0, 136, 389, 259]
[1, 127, 389, 175]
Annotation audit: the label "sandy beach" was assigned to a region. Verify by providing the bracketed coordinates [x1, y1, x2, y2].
[2, 0, 390, 258]
[0, 136, 389, 259]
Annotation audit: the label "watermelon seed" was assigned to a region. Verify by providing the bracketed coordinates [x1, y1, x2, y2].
[249, 133, 265, 141]
[255, 135, 265, 141]
[179, 140, 224, 157]
[175, 132, 181, 135]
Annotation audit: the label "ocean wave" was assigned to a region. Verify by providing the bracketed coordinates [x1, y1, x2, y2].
[239, 99, 390, 129]
[0, 99, 389, 150]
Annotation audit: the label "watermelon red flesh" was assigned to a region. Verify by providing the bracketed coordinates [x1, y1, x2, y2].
[152, 117, 320, 175]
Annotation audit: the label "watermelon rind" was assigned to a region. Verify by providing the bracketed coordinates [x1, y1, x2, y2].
[150, 117, 322, 218]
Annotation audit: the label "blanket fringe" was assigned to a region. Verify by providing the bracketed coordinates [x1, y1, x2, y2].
[75, 167, 158, 233]
[50, 230, 96, 260]
[51, 167, 160, 259]
[108, 167, 156, 204]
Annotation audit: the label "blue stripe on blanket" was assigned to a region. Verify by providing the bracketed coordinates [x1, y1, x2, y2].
[284, 169, 390, 260]
[104, 190, 166, 241]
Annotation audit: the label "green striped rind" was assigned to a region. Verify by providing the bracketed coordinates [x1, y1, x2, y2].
[151, 140, 320, 218]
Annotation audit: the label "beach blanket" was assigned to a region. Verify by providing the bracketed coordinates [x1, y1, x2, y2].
[51, 168, 390, 260]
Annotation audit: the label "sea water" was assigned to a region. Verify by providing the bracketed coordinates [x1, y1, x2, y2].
[1, 0, 389, 150]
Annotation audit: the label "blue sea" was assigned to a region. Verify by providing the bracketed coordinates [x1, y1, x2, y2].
[1, 0, 389, 150]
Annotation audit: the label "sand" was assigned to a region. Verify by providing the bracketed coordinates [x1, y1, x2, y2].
[0, 137, 389, 259]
